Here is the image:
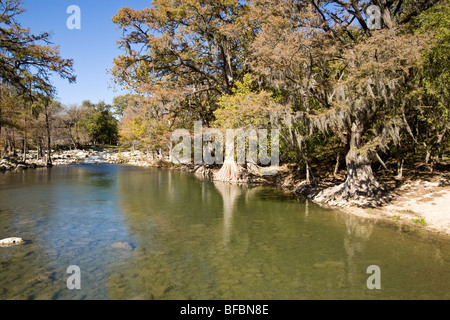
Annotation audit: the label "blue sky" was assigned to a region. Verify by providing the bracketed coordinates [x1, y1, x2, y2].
[18, 0, 151, 106]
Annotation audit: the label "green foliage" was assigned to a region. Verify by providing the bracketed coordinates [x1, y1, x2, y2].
[112, 94, 141, 117]
[399, 0, 450, 164]
[412, 216, 427, 226]
[214, 74, 279, 129]
[80, 101, 119, 145]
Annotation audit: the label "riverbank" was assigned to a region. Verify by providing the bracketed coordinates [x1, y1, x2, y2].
[276, 162, 450, 236]
[0, 149, 105, 170]
[342, 178, 450, 236]
[3, 148, 449, 236]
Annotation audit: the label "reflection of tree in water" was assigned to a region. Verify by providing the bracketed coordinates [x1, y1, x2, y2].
[212, 181, 243, 247]
[212, 182, 266, 248]
[343, 214, 374, 290]
[107, 169, 226, 299]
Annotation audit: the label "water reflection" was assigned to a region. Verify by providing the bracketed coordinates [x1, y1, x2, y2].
[0, 165, 449, 300]
[343, 215, 375, 293]
[212, 181, 242, 247]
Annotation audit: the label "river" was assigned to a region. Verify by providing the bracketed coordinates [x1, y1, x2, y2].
[0, 164, 449, 299]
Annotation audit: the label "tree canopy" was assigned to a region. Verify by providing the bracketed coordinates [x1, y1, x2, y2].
[0, 0, 75, 96]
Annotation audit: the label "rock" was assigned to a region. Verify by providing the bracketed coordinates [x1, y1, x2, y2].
[194, 165, 212, 177]
[16, 164, 28, 170]
[111, 241, 134, 251]
[0, 237, 25, 247]
[295, 181, 321, 199]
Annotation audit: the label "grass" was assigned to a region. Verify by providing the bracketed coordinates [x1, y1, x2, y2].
[392, 214, 401, 221]
[412, 216, 427, 226]
[397, 208, 417, 215]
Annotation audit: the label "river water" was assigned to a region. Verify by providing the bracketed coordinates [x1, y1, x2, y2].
[0, 164, 449, 300]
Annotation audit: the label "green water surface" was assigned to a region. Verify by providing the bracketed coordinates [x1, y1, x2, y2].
[0, 164, 449, 300]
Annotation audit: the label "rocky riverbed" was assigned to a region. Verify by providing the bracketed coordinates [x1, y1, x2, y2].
[0, 149, 177, 170]
[0, 149, 104, 170]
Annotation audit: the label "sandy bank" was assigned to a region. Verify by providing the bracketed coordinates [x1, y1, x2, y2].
[342, 179, 450, 236]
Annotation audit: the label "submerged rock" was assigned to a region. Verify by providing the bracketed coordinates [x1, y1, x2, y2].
[16, 164, 28, 170]
[0, 237, 25, 247]
[111, 241, 134, 251]
[295, 181, 321, 199]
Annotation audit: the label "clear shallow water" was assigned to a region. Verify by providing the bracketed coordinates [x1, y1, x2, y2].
[0, 164, 449, 300]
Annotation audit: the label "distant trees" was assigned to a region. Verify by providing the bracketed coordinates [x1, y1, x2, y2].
[79, 101, 119, 146]
[0, 0, 121, 158]
[0, 0, 76, 162]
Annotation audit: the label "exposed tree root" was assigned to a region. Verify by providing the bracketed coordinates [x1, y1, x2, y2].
[312, 177, 389, 208]
[214, 159, 247, 182]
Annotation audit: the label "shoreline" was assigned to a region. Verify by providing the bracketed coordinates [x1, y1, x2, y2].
[341, 180, 450, 237]
[2, 148, 449, 237]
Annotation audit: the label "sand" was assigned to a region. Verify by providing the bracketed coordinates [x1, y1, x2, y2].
[343, 179, 450, 235]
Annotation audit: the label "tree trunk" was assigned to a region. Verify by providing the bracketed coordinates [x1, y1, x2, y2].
[214, 138, 244, 182]
[305, 162, 316, 186]
[75, 121, 79, 146]
[314, 122, 383, 206]
[395, 147, 404, 180]
[0, 122, 2, 159]
[23, 115, 27, 163]
[214, 158, 243, 182]
[68, 123, 76, 150]
[396, 158, 404, 180]
[45, 104, 52, 167]
[342, 148, 381, 197]
[12, 130, 16, 156]
[333, 153, 340, 178]
[37, 143, 42, 161]
[168, 141, 173, 162]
